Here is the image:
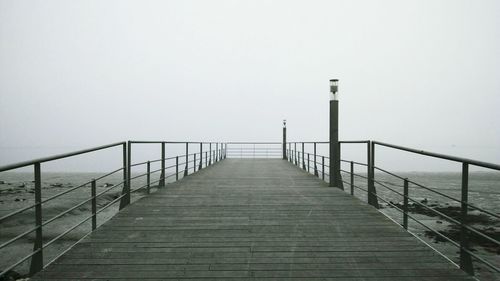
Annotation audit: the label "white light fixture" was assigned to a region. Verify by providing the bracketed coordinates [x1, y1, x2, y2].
[330, 79, 339, 100]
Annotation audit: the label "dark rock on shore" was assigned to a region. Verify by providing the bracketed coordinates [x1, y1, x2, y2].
[425, 225, 500, 254]
[394, 199, 500, 254]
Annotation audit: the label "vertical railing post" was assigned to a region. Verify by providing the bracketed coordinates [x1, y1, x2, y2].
[294, 143, 297, 165]
[302, 143, 306, 170]
[322, 156, 325, 181]
[307, 152, 311, 173]
[350, 161, 354, 196]
[91, 179, 97, 230]
[403, 178, 408, 230]
[367, 141, 379, 208]
[209, 143, 212, 165]
[184, 142, 188, 177]
[120, 142, 130, 209]
[175, 156, 179, 181]
[205, 151, 208, 167]
[289, 143, 292, 162]
[29, 162, 43, 275]
[314, 142, 318, 176]
[460, 163, 474, 275]
[199, 143, 203, 170]
[216, 143, 219, 162]
[282, 120, 287, 160]
[194, 154, 197, 172]
[147, 161, 151, 194]
[160, 142, 166, 187]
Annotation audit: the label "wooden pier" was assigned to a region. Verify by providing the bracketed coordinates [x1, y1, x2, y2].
[32, 159, 472, 280]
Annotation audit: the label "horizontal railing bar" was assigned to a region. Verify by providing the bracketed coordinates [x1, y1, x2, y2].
[373, 141, 500, 170]
[41, 181, 92, 205]
[43, 215, 92, 249]
[131, 183, 151, 193]
[130, 153, 201, 167]
[129, 141, 224, 144]
[340, 159, 368, 167]
[227, 148, 282, 150]
[129, 171, 153, 181]
[0, 248, 41, 277]
[225, 142, 282, 144]
[373, 165, 500, 220]
[41, 198, 92, 227]
[226, 152, 282, 154]
[43, 230, 92, 270]
[94, 180, 125, 198]
[0, 203, 35, 223]
[340, 140, 370, 144]
[0, 141, 126, 172]
[340, 177, 461, 248]
[288, 140, 369, 144]
[95, 193, 128, 215]
[342, 168, 500, 247]
[374, 182, 500, 246]
[341, 180, 368, 193]
[371, 187, 499, 272]
[288, 141, 328, 144]
[92, 167, 124, 182]
[0, 226, 38, 250]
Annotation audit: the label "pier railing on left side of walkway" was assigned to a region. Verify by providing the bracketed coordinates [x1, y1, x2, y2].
[0, 140, 227, 278]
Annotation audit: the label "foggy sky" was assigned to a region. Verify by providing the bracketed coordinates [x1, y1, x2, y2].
[1, 0, 499, 171]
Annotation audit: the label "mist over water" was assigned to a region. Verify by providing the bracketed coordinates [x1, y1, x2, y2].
[1, 0, 499, 172]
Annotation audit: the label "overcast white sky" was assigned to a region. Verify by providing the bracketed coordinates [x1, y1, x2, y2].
[0, 0, 499, 171]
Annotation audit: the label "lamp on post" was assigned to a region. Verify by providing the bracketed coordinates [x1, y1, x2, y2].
[329, 79, 344, 189]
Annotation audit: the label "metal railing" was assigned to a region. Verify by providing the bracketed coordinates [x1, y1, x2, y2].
[2, 138, 498, 278]
[225, 142, 282, 158]
[287, 140, 500, 277]
[0, 141, 226, 278]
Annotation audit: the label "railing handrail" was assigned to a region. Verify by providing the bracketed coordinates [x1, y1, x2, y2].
[286, 140, 499, 275]
[0, 141, 126, 172]
[0, 139, 227, 278]
[373, 140, 500, 170]
[225, 141, 282, 144]
[129, 140, 225, 144]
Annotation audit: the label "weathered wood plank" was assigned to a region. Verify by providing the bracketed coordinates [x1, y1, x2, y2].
[32, 159, 472, 280]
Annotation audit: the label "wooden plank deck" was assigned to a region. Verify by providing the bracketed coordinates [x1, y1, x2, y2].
[32, 159, 473, 280]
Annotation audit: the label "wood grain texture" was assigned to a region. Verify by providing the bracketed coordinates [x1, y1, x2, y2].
[32, 159, 472, 280]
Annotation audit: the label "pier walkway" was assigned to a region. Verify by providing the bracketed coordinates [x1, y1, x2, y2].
[33, 159, 472, 280]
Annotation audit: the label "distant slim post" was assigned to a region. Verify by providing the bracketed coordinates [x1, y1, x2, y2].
[282, 120, 287, 160]
[329, 79, 343, 189]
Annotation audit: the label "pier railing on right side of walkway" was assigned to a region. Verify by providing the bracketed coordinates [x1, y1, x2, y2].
[284, 140, 500, 277]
